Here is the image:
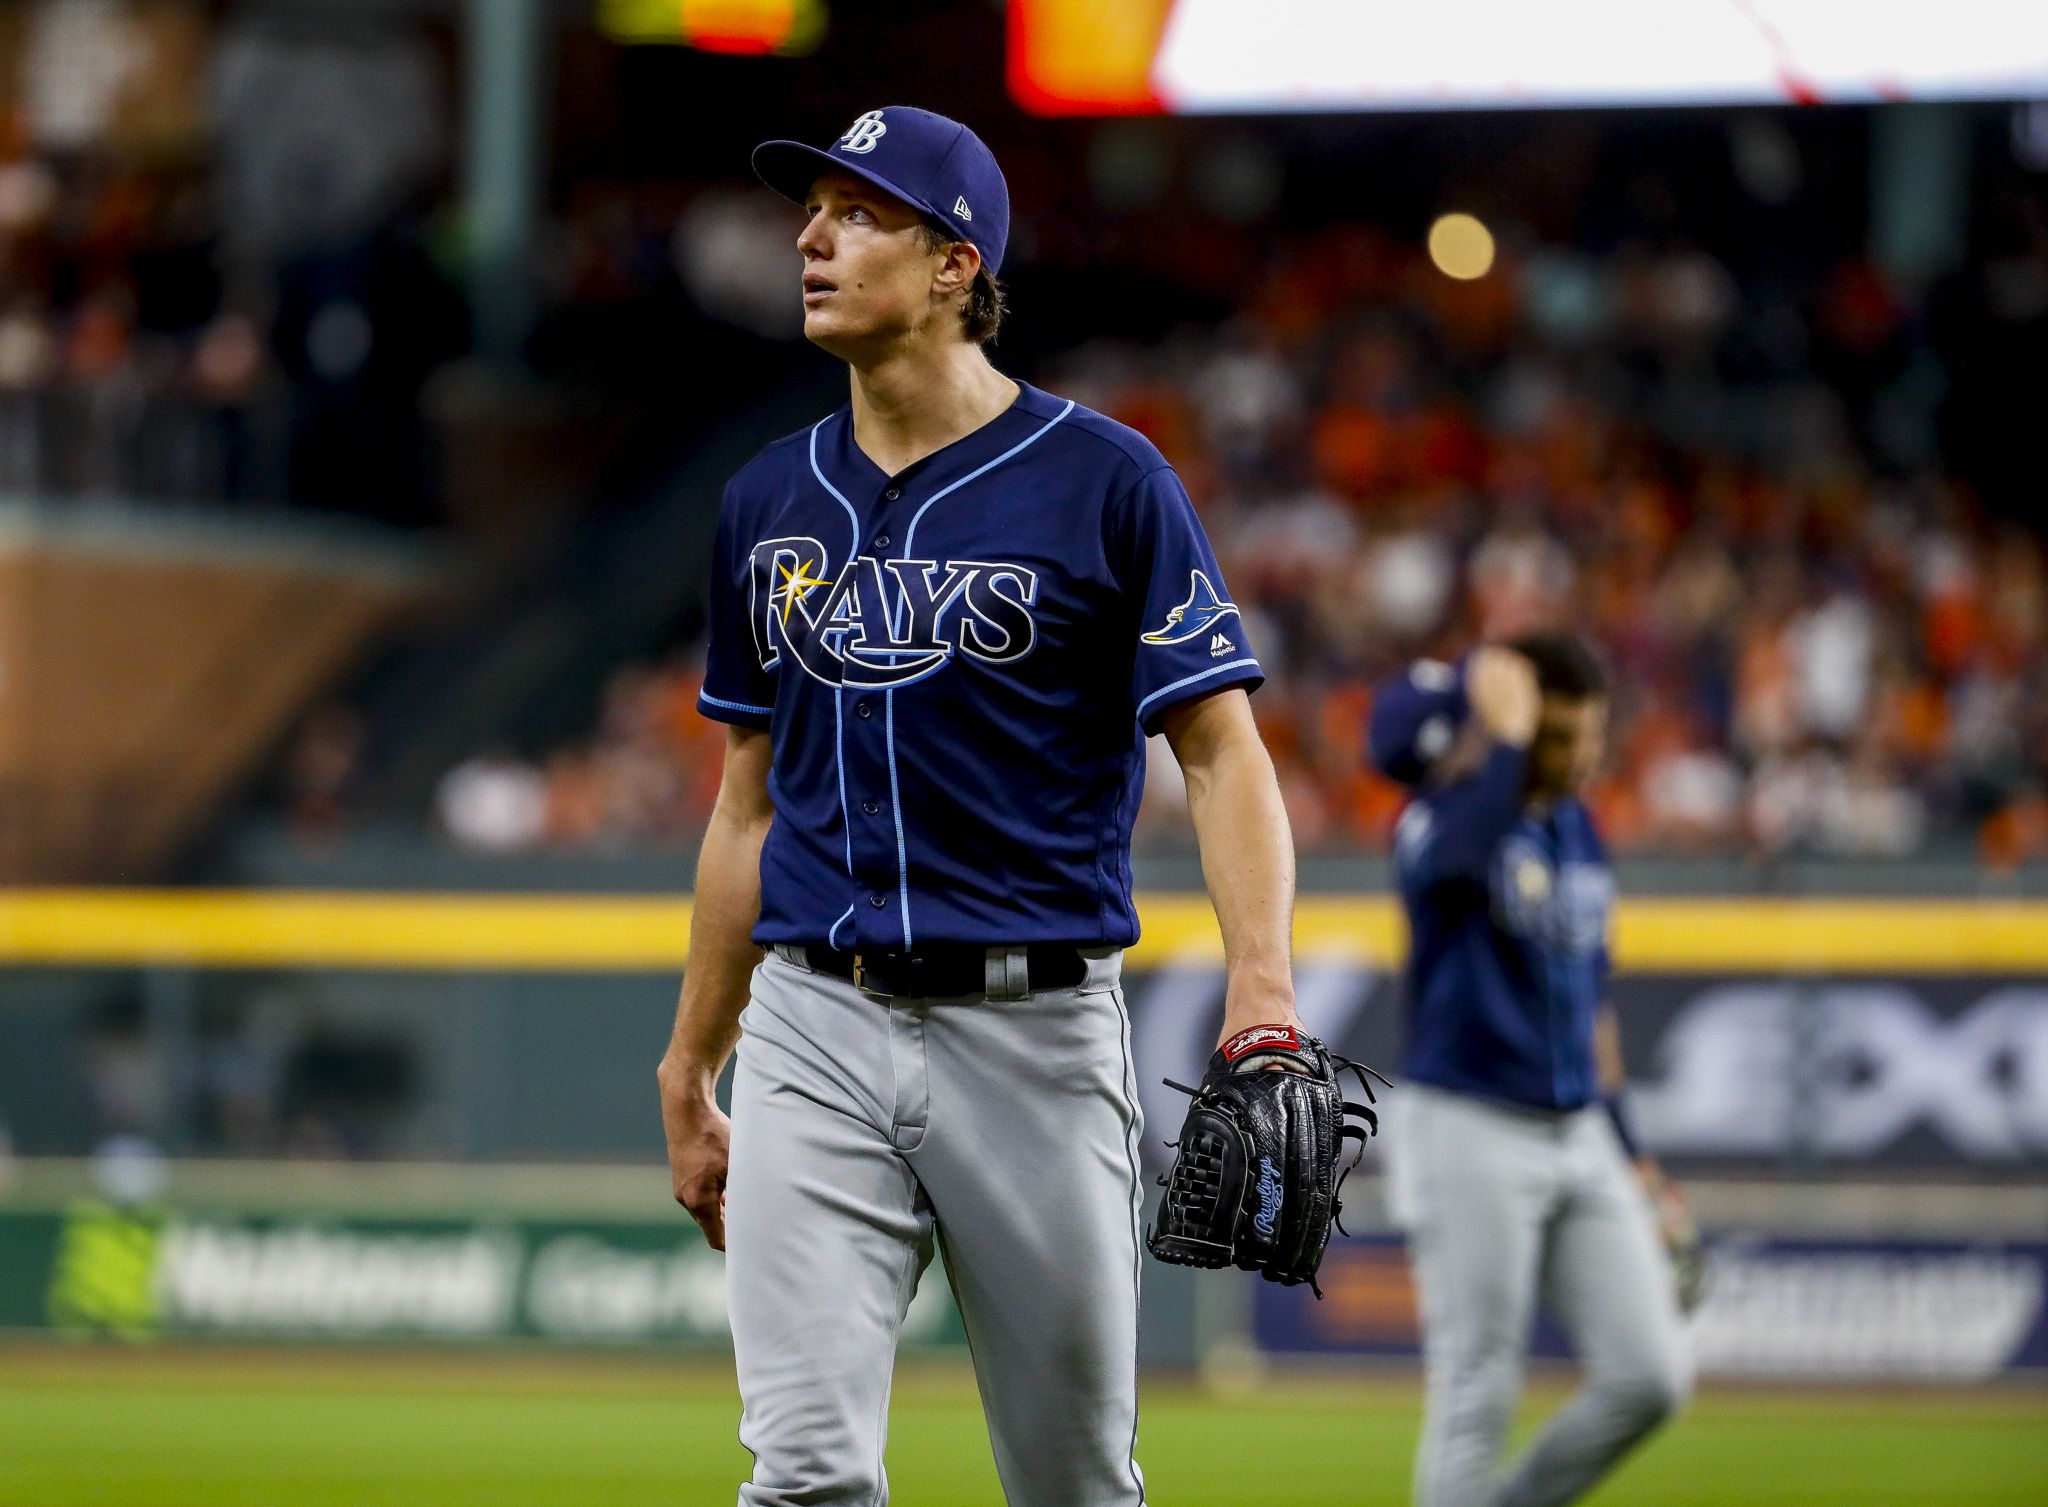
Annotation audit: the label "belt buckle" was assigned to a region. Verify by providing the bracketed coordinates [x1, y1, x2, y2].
[851, 952, 889, 998]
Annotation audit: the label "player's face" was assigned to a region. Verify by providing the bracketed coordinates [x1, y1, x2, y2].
[796, 170, 955, 357]
[1528, 694, 1607, 800]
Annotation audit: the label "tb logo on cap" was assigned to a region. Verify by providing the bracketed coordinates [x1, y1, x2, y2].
[838, 110, 887, 154]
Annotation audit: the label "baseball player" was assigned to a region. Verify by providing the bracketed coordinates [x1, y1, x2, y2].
[656, 107, 1301, 1506]
[1372, 633, 1696, 1507]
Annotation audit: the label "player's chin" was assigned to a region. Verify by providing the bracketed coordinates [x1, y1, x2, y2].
[801, 303, 863, 353]
[803, 299, 910, 357]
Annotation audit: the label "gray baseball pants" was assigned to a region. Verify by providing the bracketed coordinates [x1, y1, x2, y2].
[724, 946, 1148, 1507]
[1386, 1082, 1691, 1507]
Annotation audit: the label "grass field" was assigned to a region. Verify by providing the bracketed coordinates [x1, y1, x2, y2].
[2, 1347, 2043, 1506]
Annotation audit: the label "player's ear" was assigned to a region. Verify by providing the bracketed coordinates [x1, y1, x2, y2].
[931, 239, 981, 299]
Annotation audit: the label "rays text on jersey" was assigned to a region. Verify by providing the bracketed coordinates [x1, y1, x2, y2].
[747, 536, 1040, 689]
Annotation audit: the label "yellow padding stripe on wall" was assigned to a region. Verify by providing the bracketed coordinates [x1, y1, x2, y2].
[1, 890, 2045, 973]
[0, 891, 695, 971]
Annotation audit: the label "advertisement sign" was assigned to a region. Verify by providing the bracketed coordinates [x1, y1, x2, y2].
[1625, 980, 2048, 1168]
[1119, 964, 2048, 1177]
[4, 1202, 964, 1348]
[1254, 1234, 2048, 1382]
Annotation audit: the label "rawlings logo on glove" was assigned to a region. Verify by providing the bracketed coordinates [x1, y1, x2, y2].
[1221, 1024, 1301, 1062]
[1250, 1156, 1284, 1237]
[1146, 1025, 1387, 1296]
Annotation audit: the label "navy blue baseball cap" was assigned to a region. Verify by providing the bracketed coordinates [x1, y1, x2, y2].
[1368, 657, 1471, 786]
[752, 106, 1011, 277]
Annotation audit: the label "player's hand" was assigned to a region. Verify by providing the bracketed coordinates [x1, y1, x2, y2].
[1465, 646, 1541, 746]
[658, 1058, 732, 1250]
[1638, 1159, 1707, 1314]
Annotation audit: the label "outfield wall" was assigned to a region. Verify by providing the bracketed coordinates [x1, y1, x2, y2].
[2, 890, 2044, 1175]
[1, 889, 2045, 1382]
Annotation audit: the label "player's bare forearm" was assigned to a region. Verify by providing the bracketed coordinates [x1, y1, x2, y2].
[1607, 995, 1698, 1284]
[661, 725, 774, 1094]
[1599, 1003, 1669, 1185]
[658, 724, 772, 1246]
[1162, 688, 1300, 1046]
[1595, 1004, 1627, 1099]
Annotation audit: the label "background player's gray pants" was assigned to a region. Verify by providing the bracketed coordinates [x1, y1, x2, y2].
[725, 948, 1148, 1507]
[1386, 1083, 1692, 1507]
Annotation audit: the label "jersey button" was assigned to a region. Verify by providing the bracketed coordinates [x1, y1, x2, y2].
[872, 535, 890, 549]
[868, 893, 886, 908]
[856, 701, 872, 719]
[861, 798, 880, 814]
[883, 487, 900, 501]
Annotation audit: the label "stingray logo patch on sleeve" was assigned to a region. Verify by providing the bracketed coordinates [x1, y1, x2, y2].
[1142, 570, 1241, 646]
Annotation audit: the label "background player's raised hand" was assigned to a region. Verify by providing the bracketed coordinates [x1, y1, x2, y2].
[1465, 646, 1541, 746]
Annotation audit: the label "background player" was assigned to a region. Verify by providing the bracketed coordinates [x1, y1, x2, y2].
[1373, 634, 1695, 1507]
[655, 107, 1301, 1505]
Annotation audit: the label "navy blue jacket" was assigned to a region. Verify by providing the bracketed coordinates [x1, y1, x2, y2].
[1391, 743, 1615, 1111]
[698, 381, 1263, 949]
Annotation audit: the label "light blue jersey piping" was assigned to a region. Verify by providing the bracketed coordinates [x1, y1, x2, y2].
[882, 398, 1076, 946]
[698, 691, 774, 718]
[1134, 657, 1262, 728]
[809, 419, 863, 949]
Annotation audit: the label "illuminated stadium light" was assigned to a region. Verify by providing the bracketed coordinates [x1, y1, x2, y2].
[1009, 0, 2048, 113]
[598, 0, 826, 56]
[1007, 0, 1173, 114]
[1427, 213, 1495, 280]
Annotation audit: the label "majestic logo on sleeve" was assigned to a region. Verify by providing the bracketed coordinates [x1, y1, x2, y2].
[748, 536, 1038, 689]
[1141, 570, 1240, 646]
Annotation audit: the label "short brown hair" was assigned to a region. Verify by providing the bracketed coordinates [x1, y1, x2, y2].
[917, 222, 1006, 345]
[1507, 630, 1610, 699]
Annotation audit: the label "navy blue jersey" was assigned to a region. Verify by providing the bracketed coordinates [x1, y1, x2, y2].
[698, 381, 1263, 949]
[1392, 743, 1615, 1111]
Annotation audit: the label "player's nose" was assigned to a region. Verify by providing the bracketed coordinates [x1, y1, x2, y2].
[796, 209, 831, 259]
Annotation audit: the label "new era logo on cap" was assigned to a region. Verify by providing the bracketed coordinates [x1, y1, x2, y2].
[954, 195, 972, 221]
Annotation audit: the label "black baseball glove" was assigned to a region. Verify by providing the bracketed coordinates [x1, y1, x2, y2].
[1147, 1024, 1386, 1295]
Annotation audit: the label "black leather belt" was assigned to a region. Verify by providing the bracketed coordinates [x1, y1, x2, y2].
[791, 942, 1088, 998]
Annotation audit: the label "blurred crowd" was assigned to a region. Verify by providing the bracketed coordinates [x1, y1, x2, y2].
[12, 1, 2040, 865]
[1052, 220, 2048, 864]
[0, 141, 291, 505]
[0, 1, 462, 521]
[431, 658, 725, 853]
[423, 212, 2048, 865]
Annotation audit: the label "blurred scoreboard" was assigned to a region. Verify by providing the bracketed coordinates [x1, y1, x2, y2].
[1009, 0, 2048, 114]
[598, 0, 825, 55]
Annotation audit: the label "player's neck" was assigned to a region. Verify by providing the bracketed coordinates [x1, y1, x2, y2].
[846, 337, 1018, 478]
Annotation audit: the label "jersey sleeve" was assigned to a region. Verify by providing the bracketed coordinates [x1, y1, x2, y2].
[697, 484, 777, 730]
[1393, 742, 1529, 889]
[1115, 465, 1264, 736]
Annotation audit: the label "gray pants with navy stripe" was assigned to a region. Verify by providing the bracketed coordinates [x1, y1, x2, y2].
[1386, 1083, 1692, 1507]
[726, 947, 1148, 1506]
